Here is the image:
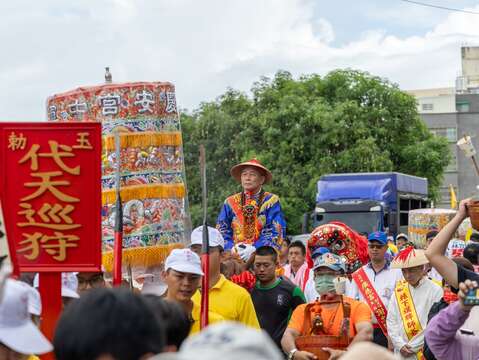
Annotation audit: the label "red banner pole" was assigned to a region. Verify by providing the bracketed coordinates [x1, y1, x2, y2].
[112, 131, 123, 287]
[39, 272, 62, 360]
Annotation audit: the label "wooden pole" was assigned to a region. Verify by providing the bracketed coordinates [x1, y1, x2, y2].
[472, 155, 479, 178]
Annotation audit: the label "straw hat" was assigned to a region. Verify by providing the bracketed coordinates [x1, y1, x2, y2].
[391, 247, 429, 269]
[230, 159, 272, 184]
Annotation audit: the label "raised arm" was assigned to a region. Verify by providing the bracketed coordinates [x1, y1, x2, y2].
[425, 198, 470, 288]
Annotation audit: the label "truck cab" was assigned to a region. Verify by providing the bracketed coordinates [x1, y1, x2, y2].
[304, 172, 429, 237]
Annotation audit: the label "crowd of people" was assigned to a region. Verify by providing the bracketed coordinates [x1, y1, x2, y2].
[1, 159, 479, 360]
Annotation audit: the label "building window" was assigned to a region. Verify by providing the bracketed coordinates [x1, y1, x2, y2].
[430, 128, 457, 143]
[421, 103, 434, 111]
[457, 102, 470, 112]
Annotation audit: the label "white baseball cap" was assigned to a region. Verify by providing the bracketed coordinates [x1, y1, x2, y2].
[165, 249, 204, 276]
[190, 226, 225, 249]
[151, 322, 283, 360]
[34, 272, 80, 299]
[17, 281, 42, 316]
[0, 279, 52, 354]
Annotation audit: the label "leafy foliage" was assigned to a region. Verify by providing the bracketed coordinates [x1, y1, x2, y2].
[181, 69, 451, 234]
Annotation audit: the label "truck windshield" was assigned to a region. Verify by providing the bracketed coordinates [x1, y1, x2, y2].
[312, 212, 381, 235]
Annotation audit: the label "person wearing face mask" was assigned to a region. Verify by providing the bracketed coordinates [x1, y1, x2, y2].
[281, 253, 373, 360]
[386, 247, 443, 360]
[349, 231, 403, 348]
[216, 159, 286, 251]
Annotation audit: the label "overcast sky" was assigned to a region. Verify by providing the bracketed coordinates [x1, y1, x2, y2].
[2, 0, 479, 120]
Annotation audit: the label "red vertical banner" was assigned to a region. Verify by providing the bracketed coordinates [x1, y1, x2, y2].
[0, 122, 102, 356]
[0, 122, 102, 271]
[38, 273, 61, 360]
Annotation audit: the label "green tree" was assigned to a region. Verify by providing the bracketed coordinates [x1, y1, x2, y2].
[182, 69, 451, 234]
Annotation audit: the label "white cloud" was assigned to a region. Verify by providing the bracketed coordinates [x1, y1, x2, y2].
[313, 18, 335, 44]
[1, 0, 479, 121]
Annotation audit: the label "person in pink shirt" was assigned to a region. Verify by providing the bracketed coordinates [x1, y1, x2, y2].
[283, 241, 310, 292]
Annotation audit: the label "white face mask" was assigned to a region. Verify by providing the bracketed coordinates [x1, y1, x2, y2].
[333, 276, 347, 295]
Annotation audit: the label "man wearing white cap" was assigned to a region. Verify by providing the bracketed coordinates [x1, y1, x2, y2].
[190, 226, 260, 329]
[216, 159, 286, 251]
[163, 248, 224, 334]
[34, 272, 79, 307]
[0, 279, 52, 358]
[386, 247, 443, 359]
[396, 233, 409, 251]
[17, 281, 42, 327]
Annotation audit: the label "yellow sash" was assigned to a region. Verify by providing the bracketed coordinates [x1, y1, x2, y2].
[394, 280, 424, 360]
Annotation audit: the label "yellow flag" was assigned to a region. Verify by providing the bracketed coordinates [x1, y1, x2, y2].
[449, 184, 457, 209]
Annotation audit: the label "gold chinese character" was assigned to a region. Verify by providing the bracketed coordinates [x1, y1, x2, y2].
[18, 232, 42, 260]
[17, 202, 80, 230]
[8, 132, 27, 151]
[73, 132, 93, 150]
[17, 231, 79, 261]
[19, 141, 80, 175]
[41, 231, 79, 261]
[22, 171, 79, 203]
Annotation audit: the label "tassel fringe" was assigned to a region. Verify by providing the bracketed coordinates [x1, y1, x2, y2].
[102, 243, 184, 272]
[103, 131, 182, 151]
[102, 183, 185, 204]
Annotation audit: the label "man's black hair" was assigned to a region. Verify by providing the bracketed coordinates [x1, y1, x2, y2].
[54, 288, 165, 360]
[288, 241, 306, 256]
[463, 242, 479, 266]
[426, 230, 439, 240]
[255, 245, 278, 262]
[143, 295, 192, 349]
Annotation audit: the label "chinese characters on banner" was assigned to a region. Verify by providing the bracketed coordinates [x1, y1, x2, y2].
[0, 123, 102, 272]
[47, 82, 177, 122]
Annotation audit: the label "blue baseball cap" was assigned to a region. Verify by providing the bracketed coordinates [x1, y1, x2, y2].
[367, 231, 387, 245]
[313, 253, 346, 273]
[311, 247, 330, 259]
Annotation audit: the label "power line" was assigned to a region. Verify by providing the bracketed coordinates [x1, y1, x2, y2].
[399, 0, 479, 15]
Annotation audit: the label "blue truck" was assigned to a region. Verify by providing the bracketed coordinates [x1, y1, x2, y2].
[303, 172, 429, 237]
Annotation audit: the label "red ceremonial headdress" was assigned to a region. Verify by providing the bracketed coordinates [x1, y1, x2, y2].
[307, 221, 368, 274]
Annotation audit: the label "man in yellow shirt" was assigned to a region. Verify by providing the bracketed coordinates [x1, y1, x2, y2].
[163, 248, 224, 334]
[190, 226, 260, 329]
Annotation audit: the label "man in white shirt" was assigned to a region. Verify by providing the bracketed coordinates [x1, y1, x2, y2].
[386, 247, 443, 359]
[350, 231, 403, 348]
